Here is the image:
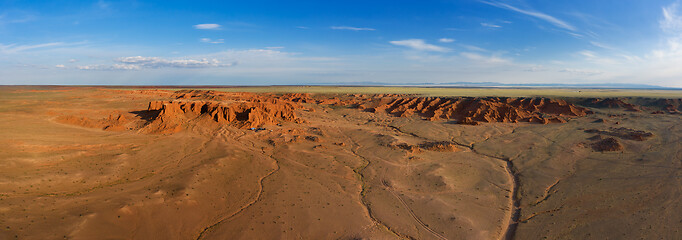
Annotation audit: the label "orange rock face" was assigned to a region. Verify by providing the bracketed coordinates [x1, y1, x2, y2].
[147, 99, 301, 130]
[55, 112, 132, 131]
[363, 97, 591, 124]
[278, 93, 315, 103]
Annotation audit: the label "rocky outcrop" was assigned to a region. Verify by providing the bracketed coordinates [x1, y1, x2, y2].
[579, 98, 641, 112]
[418, 141, 462, 152]
[584, 127, 654, 152]
[278, 93, 315, 103]
[55, 112, 136, 131]
[584, 127, 654, 141]
[392, 141, 462, 153]
[146, 100, 302, 130]
[173, 90, 266, 101]
[591, 138, 624, 152]
[363, 97, 591, 124]
[648, 99, 681, 114]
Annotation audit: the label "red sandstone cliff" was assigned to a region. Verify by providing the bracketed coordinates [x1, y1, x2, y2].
[362, 97, 591, 124]
[146, 100, 302, 131]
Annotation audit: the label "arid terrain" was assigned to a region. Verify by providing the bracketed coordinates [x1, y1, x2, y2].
[0, 86, 680, 240]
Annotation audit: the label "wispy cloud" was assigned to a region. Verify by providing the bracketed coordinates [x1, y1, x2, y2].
[77, 56, 235, 70]
[656, 1, 682, 55]
[577, 49, 636, 65]
[0, 11, 37, 25]
[193, 23, 221, 30]
[459, 44, 488, 52]
[0, 42, 65, 53]
[97, 0, 110, 10]
[480, 1, 576, 31]
[200, 38, 224, 44]
[116, 56, 234, 68]
[579, 50, 597, 58]
[559, 68, 602, 76]
[481, 22, 502, 28]
[658, 1, 682, 55]
[565, 32, 584, 38]
[390, 39, 449, 52]
[590, 41, 622, 52]
[461, 52, 509, 64]
[661, 1, 682, 33]
[438, 38, 455, 43]
[330, 26, 375, 31]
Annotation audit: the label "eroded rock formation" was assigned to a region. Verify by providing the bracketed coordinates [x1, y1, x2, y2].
[362, 97, 591, 124]
[584, 127, 654, 141]
[591, 138, 624, 152]
[418, 141, 462, 152]
[55, 112, 136, 131]
[392, 141, 462, 153]
[579, 98, 641, 112]
[649, 99, 681, 114]
[146, 99, 302, 130]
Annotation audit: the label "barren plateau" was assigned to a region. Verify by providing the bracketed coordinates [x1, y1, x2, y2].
[0, 86, 680, 240]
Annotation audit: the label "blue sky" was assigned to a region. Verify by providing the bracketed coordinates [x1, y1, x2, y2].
[1, 0, 681, 87]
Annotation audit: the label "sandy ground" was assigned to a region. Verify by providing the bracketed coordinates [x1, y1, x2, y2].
[0, 86, 680, 239]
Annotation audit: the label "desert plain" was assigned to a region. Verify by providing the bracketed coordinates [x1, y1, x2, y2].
[0, 86, 680, 240]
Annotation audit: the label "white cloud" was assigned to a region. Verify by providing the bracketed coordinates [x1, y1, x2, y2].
[77, 56, 235, 70]
[0, 42, 64, 53]
[480, 0, 576, 31]
[330, 26, 375, 31]
[111, 64, 142, 70]
[75, 64, 142, 70]
[481, 23, 502, 28]
[661, 2, 682, 33]
[565, 32, 584, 39]
[75, 65, 105, 70]
[659, 1, 682, 55]
[461, 52, 509, 64]
[438, 38, 455, 43]
[116, 56, 234, 68]
[200, 38, 224, 44]
[579, 50, 597, 58]
[193, 23, 221, 30]
[0, 10, 37, 25]
[577, 49, 639, 65]
[590, 41, 615, 50]
[559, 68, 603, 76]
[390, 39, 450, 52]
[97, 0, 110, 10]
[460, 44, 488, 52]
[55, 64, 65, 68]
